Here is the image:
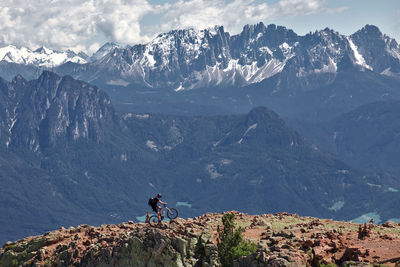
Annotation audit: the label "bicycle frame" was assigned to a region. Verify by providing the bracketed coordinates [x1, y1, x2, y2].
[148, 204, 178, 227]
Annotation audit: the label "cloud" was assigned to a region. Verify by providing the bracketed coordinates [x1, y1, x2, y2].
[0, 0, 153, 52]
[0, 0, 347, 53]
[150, 0, 331, 35]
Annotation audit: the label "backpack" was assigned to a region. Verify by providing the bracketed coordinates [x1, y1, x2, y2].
[148, 197, 157, 206]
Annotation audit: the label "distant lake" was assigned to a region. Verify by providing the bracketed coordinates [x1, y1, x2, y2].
[176, 201, 192, 208]
[136, 201, 191, 222]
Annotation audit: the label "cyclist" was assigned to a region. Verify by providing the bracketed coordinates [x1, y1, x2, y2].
[148, 193, 167, 221]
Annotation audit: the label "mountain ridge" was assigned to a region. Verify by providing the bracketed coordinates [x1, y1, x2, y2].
[56, 22, 400, 89]
[1, 23, 399, 89]
[287, 100, 400, 177]
[2, 211, 400, 266]
[0, 45, 88, 68]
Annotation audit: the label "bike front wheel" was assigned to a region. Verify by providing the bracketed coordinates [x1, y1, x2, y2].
[149, 215, 160, 227]
[167, 208, 178, 219]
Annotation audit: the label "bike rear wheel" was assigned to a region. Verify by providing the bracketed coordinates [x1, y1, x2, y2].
[149, 215, 160, 227]
[167, 208, 178, 219]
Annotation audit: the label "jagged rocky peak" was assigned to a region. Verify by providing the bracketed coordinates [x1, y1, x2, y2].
[350, 24, 400, 74]
[145, 25, 230, 63]
[350, 24, 385, 47]
[3, 23, 400, 89]
[2, 71, 117, 151]
[241, 106, 300, 147]
[240, 22, 267, 37]
[234, 23, 298, 49]
[317, 27, 342, 40]
[355, 24, 383, 38]
[91, 42, 121, 61]
[87, 22, 399, 89]
[34, 46, 53, 54]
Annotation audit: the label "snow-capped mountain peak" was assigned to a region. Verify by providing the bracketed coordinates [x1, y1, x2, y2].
[1, 23, 399, 89]
[58, 23, 399, 90]
[34, 46, 53, 55]
[0, 45, 88, 68]
[90, 42, 121, 62]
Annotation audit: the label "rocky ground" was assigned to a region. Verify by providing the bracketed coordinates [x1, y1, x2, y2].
[1, 211, 400, 266]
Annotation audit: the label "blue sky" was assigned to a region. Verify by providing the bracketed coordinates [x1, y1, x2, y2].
[269, 0, 400, 38]
[0, 0, 398, 54]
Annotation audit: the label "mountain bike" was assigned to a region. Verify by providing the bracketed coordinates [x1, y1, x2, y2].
[148, 204, 178, 227]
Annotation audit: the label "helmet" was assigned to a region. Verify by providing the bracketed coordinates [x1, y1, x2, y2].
[157, 193, 162, 198]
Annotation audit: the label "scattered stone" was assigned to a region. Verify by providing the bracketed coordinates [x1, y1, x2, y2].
[358, 223, 372, 239]
[2, 211, 400, 266]
[382, 221, 396, 228]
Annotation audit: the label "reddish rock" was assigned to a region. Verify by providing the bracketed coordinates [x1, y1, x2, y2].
[382, 221, 397, 228]
[340, 247, 369, 261]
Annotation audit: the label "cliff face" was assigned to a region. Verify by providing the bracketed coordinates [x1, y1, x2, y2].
[2, 212, 400, 267]
[0, 71, 118, 152]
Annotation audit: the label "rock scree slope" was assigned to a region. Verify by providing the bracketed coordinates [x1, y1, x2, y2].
[2, 211, 400, 267]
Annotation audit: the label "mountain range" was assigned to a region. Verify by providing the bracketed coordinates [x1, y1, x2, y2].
[1, 23, 400, 90]
[2, 72, 399, 245]
[0, 46, 88, 68]
[1, 23, 400, 121]
[1, 23, 400, 245]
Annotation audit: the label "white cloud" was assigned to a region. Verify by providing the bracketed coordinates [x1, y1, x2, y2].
[0, 0, 346, 54]
[88, 42, 101, 55]
[150, 0, 346, 37]
[0, 0, 153, 52]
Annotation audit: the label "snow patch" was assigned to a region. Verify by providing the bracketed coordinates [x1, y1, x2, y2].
[174, 83, 184, 92]
[120, 153, 127, 162]
[123, 113, 150, 120]
[328, 200, 345, 211]
[106, 79, 130, 87]
[337, 169, 349, 174]
[220, 159, 232, 165]
[279, 42, 294, 59]
[205, 164, 222, 179]
[367, 182, 382, 188]
[259, 46, 273, 56]
[213, 132, 231, 147]
[0, 45, 87, 67]
[297, 57, 337, 77]
[142, 47, 156, 67]
[388, 187, 399, 192]
[381, 67, 398, 77]
[146, 140, 159, 151]
[347, 37, 373, 70]
[244, 123, 257, 136]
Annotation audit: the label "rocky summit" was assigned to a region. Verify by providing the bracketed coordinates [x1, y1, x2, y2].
[1, 212, 400, 267]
